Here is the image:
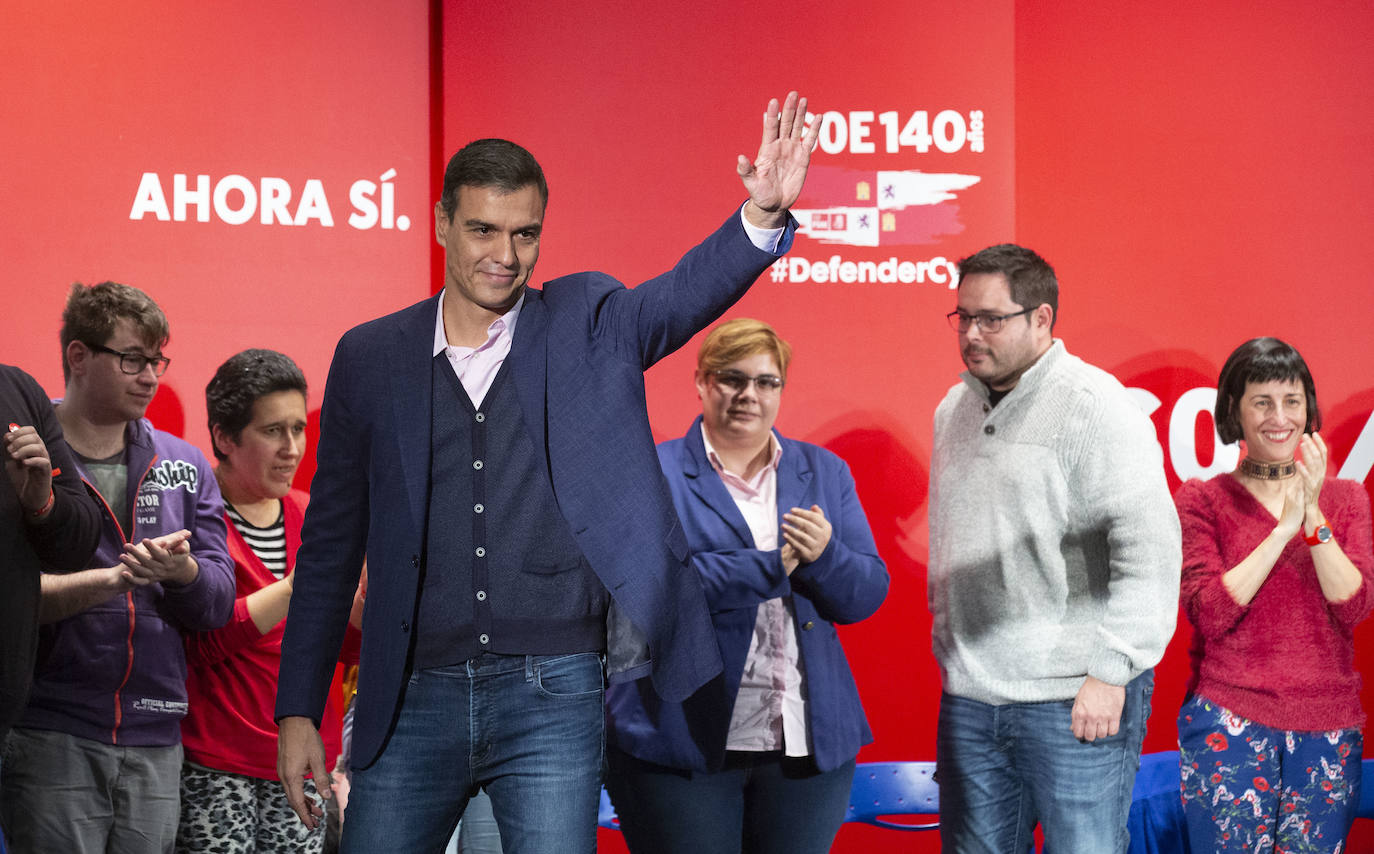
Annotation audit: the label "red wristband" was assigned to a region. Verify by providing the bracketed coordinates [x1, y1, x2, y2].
[32, 490, 55, 518]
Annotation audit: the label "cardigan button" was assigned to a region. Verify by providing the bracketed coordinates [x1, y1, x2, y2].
[479, 633, 490, 645]
[475, 412, 485, 423]
[802, 620, 815, 631]
[400, 620, 410, 633]
[984, 424, 995, 435]
[411, 555, 419, 568]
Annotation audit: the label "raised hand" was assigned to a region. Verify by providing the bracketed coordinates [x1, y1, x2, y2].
[739, 92, 819, 227]
[5, 424, 55, 515]
[1276, 475, 1306, 539]
[1295, 431, 1327, 511]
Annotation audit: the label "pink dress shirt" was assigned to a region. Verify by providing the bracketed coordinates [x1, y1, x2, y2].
[432, 289, 522, 406]
[701, 426, 811, 757]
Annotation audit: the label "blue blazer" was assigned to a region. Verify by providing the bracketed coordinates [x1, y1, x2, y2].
[276, 211, 791, 769]
[606, 417, 889, 773]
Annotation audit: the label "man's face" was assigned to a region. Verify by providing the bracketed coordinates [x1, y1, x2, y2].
[695, 352, 784, 448]
[434, 183, 544, 316]
[956, 272, 1048, 392]
[81, 317, 162, 424]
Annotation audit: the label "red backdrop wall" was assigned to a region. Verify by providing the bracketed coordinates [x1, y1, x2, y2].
[5, 2, 1374, 852]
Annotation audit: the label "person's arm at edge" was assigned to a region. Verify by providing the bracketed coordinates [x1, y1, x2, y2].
[276, 338, 370, 828]
[17, 371, 101, 569]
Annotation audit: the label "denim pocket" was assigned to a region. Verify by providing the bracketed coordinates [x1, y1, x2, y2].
[533, 653, 604, 698]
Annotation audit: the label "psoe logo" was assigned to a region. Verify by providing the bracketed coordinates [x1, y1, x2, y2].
[128, 169, 411, 230]
[794, 169, 981, 249]
[144, 459, 199, 495]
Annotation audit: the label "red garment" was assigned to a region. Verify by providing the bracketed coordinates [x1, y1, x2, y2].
[182, 490, 360, 779]
[1177, 474, 1374, 731]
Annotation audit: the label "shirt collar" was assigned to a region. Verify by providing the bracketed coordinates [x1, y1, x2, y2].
[700, 423, 783, 479]
[432, 288, 524, 356]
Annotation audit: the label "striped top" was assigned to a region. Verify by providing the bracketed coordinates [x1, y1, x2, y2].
[225, 501, 287, 578]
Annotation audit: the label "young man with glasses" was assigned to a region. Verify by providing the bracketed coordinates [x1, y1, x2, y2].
[927, 244, 1180, 853]
[0, 282, 234, 853]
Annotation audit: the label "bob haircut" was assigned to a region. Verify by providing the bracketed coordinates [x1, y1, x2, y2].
[1214, 337, 1320, 445]
[697, 317, 793, 380]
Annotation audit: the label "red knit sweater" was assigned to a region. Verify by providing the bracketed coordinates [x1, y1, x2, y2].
[181, 490, 360, 779]
[1177, 474, 1374, 731]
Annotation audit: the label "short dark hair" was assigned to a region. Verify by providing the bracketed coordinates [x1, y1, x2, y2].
[439, 138, 548, 218]
[60, 281, 170, 382]
[205, 349, 308, 461]
[957, 244, 1059, 330]
[1214, 337, 1320, 445]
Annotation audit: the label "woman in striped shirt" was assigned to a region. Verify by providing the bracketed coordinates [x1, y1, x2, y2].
[177, 349, 355, 853]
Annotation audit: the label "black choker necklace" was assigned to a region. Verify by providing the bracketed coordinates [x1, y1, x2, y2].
[1239, 457, 1296, 480]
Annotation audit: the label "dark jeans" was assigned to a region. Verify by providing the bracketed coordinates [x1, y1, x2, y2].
[606, 746, 854, 854]
[936, 670, 1154, 854]
[341, 653, 603, 854]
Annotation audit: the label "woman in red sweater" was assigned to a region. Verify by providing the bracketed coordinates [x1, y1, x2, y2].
[176, 350, 356, 853]
[1176, 337, 1373, 853]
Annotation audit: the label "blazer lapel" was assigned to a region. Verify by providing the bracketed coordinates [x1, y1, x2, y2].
[391, 295, 440, 532]
[681, 418, 756, 548]
[773, 432, 813, 527]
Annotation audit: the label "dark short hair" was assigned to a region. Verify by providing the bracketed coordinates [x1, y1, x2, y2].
[60, 281, 170, 382]
[439, 139, 548, 218]
[205, 349, 308, 461]
[957, 244, 1059, 330]
[1214, 337, 1320, 445]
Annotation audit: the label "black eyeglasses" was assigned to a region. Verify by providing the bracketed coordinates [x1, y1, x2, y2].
[709, 369, 784, 393]
[945, 307, 1034, 334]
[85, 342, 171, 377]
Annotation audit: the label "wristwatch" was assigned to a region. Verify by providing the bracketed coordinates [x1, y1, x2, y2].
[1305, 520, 1333, 546]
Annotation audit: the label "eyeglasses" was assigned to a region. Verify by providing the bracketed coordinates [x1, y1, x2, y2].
[85, 342, 171, 377]
[946, 307, 1034, 334]
[709, 369, 784, 393]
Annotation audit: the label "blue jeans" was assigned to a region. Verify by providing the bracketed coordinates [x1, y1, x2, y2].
[341, 652, 603, 854]
[605, 747, 855, 854]
[936, 670, 1154, 854]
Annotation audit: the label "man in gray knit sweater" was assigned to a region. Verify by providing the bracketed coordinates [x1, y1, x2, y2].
[928, 244, 1180, 854]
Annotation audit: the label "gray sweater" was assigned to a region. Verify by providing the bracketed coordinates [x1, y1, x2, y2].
[928, 341, 1180, 704]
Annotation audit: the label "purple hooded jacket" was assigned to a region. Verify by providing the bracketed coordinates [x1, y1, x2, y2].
[19, 416, 234, 747]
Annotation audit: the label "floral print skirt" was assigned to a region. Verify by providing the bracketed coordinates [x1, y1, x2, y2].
[1178, 695, 1363, 853]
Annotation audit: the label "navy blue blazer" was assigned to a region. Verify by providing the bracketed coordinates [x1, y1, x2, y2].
[276, 211, 791, 769]
[606, 416, 889, 773]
